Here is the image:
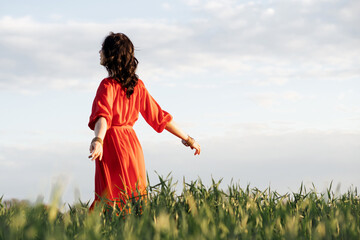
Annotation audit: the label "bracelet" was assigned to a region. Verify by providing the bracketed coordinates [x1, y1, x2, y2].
[91, 137, 103, 146]
[182, 135, 195, 147]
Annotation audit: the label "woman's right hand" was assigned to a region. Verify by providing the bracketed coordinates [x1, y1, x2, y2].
[89, 141, 103, 161]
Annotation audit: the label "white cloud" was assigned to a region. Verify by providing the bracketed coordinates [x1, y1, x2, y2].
[183, 0, 202, 6]
[0, 16, 194, 92]
[162, 2, 172, 10]
[1, 0, 360, 94]
[247, 91, 304, 108]
[336, 104, 360, 113]
[251, 76, 288, 86]
[204, 1, 224, 11]
[249, 92, 279, 107]
[338, 0, 360, 22]
[0, 155, 17, 167]
[283, 91, 302, 101]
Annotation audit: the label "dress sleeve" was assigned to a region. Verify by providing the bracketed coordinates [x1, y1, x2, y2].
[88, 79, 114, 130]
[139, 80, 173, 133]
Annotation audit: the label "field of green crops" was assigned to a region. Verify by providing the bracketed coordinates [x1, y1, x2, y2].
[1, 175, 359, 239]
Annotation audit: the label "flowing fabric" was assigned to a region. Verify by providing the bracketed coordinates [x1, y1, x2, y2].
[88, 78, 172, 208]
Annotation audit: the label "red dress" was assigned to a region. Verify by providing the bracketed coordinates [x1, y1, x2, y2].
[88, 78, 172, 207]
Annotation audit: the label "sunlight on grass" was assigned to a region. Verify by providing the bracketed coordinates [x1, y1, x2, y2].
[0, 175, 359, 239]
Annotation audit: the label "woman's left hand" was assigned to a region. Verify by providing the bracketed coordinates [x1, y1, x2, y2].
[191, 141, 201, 155]
[89, 141, 103, 161]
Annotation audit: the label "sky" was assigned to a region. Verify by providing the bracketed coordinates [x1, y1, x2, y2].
[0, 0, 359, 204]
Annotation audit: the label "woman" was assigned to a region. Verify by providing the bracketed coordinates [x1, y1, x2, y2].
[88, 32, 200, 208]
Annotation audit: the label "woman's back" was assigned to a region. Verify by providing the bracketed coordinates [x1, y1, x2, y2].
[89, 78, 172, 133]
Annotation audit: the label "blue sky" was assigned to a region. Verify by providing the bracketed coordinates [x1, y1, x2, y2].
[0, 0, 359, 204]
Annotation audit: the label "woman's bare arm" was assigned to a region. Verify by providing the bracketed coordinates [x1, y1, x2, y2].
[88, 117, 107, 161]
[94, 117, 107, 140]
[165, 120, 201, 155]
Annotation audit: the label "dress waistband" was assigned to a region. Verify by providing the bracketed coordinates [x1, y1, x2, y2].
[110, 125, 133, 129]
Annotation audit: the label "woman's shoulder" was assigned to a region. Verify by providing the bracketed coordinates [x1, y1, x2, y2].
[98, 77, 145, 94]
[136, 79, 146, 91]
[99, 77, 121, 89]
[102, 77, 143, 87]
[101, 77, 116, 85]
[95, 78, 119, 95]
[137, 78, 144, 86]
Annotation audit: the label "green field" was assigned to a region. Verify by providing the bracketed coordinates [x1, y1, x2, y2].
[1, 175, 359, 239]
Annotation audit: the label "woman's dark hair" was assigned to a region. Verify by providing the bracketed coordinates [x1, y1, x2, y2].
[101, 32, 138, 98]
